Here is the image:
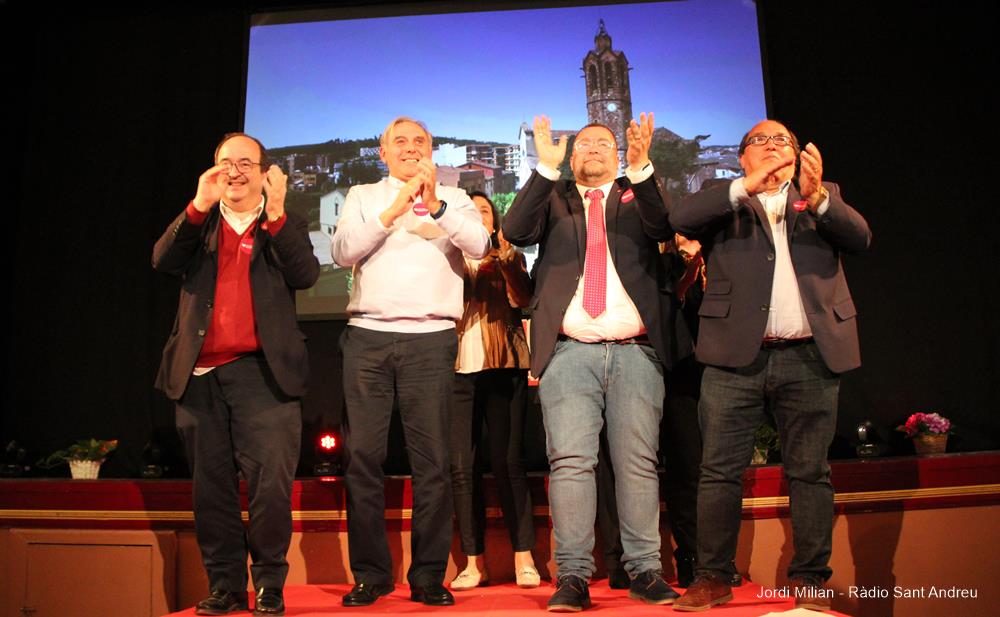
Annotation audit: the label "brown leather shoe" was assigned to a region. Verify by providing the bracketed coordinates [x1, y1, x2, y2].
[790, 577, 833, 611]
[672, 574, 733, 612]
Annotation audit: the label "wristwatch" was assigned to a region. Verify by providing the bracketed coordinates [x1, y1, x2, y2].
[811, 186, 829, 208]
[431, 200, 447, 219]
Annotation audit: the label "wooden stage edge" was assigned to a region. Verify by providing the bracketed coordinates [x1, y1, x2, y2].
[1, 451, 998, 530]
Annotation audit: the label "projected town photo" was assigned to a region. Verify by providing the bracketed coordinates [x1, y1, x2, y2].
[244, 0, 767, 317]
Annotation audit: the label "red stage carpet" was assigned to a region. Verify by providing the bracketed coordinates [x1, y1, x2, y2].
[163, 580, 851, 616]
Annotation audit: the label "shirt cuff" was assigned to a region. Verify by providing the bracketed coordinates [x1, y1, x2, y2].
[185, 201, 209, 225]
[728, 178, 749, 210]
[815, 196, 831, 217]
[625, 162, 654, 184]
[535, 162, 561, 181]
[264, 212, 287, 236]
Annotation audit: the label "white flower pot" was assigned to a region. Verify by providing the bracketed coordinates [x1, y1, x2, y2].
[69, 460, 102, 479]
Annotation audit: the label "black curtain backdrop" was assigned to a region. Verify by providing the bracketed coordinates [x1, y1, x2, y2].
[3, 1, 997, 478]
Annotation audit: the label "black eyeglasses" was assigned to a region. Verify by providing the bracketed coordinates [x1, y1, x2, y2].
[744, 134, 793, 147]
[218, 159, 262, 173]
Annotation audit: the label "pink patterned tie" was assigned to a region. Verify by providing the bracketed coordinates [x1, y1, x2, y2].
[583, 189, 607, 318]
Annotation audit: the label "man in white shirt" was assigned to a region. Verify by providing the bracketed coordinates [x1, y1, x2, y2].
[670, 120, 871, 612]
[503, 113, 687, 611]
[332, 117, 490, 608]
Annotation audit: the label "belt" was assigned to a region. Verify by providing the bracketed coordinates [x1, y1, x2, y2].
[558, 333, 651, 346]
[761, 337, 813, 350]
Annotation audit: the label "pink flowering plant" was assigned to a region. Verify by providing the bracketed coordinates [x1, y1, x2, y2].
[896, 412, 951, 438]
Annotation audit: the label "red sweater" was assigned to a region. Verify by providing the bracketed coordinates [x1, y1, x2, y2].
[185, 202, 287, 369]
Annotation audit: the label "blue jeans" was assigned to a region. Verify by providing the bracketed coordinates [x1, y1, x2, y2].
[696, 342, 839, 582]
[539, 338, 665, 580]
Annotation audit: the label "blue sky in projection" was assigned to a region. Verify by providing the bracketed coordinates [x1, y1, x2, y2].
[245, 0, 766, 148]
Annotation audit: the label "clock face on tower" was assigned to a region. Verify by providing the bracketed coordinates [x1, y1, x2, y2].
[606, 102, 617, 112]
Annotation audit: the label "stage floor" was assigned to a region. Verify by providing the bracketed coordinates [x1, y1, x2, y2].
[164, 580, 850, 616]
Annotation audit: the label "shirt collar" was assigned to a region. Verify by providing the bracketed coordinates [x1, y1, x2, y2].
[219, 196, 265, 234]
[760, 180, 791, 198]
[575, 179, 616, 202]
[219, 195, 265, 221]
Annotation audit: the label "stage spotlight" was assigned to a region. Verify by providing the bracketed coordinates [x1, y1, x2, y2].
[1, 441, 27, 477]
[855, 420, 883, 457]
[313, 429, 342, 476]
[141, 439, 165, 478]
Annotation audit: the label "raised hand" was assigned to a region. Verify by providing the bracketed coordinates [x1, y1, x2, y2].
[192, 163, 230, 212]
[798, 142, 825, 208]
[533, 115, 568, 170]
[263, 165, 288, 221]
[379, 175, 423, 228]
[626, 111, 654, 170]
[742, 155, 795, 195]
[497, 228, 513, 256]
[415, 158, 441, 214]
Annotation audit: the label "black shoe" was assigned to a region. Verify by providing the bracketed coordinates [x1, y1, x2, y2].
[727, 561, 743, 587]
[253, 588, 284, 616]
[195, 589, 249, 615]
[410, 582, 455, 606]
[547, 575, 591, 612]
[608, 566, 630, 590]
[676, 555, 696, 588]
[342, 582, 394, 607]
[627, 569, 680, 605]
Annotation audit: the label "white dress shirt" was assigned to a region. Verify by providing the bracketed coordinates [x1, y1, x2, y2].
[729, 179, 830, 340]
[219, 197, 264, 234]
[535, 162, 655, 342]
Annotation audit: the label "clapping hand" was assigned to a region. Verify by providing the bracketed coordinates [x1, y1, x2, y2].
[263, 165, 288, 221]
[379, 176, 423, 228]
[192, 164, 230, 212]
[533, 115, 568, 170]
[416, 159, 442, 215]
[798, 143, 825, 211]
[626, 112, 654, 171]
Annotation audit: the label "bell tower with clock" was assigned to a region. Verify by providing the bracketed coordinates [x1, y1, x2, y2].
[583, 20, 633, 155]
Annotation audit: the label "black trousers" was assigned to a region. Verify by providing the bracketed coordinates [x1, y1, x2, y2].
[340, 326, 456, 587]
[660, 356, 703, 560]
[449, 369, 534, 556]
[596, 356, 703, 571]
[175, 354, 302, 592]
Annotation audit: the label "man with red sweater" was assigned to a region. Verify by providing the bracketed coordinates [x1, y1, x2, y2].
[153, 133, 319, 616]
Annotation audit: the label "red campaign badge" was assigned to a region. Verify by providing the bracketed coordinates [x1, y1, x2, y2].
[793, 200, 808, 212]
[412, 202, 429, 216]
[621, 189, 635, 203]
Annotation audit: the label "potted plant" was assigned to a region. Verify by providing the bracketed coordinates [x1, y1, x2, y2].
[38, 438, 118, 479]
[752, 423, 780, 465]
[896, 412, 950, 455]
